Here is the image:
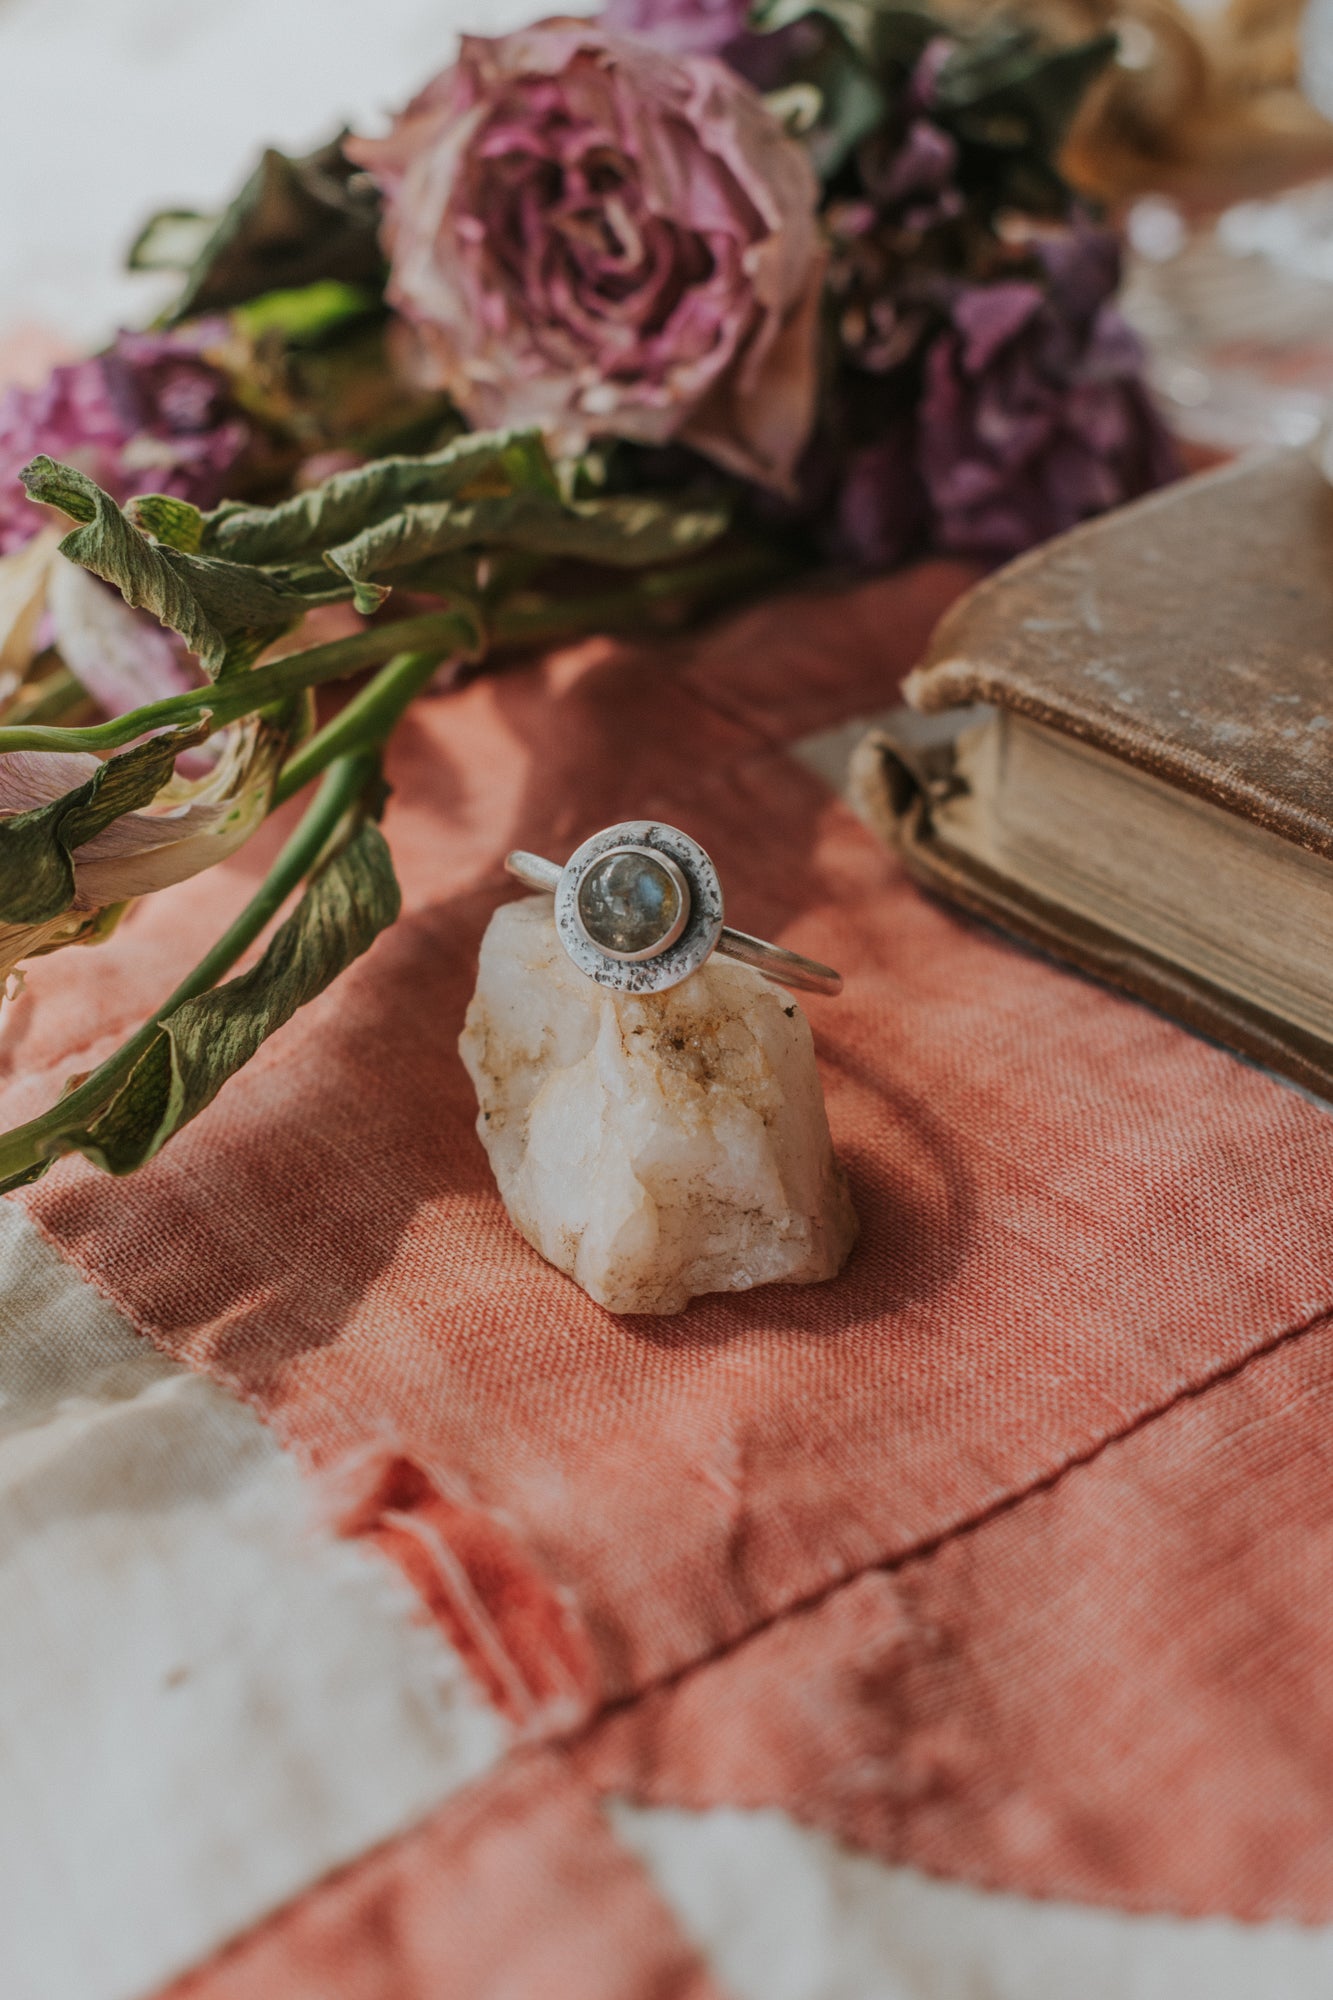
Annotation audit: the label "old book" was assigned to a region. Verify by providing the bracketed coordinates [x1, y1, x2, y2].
[854, 449, 1333, 1098]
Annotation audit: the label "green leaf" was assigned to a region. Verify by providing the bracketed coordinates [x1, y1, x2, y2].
[21, 457, 312, 676]
[231, 278, 381, 349]
[139, 135, 386, 324]
[0, 722, 206, 925]
[935, 26, 1114, 138]
[934, 28, 1116, 212]
[759, 11, 890, 178]
[754, 3, 1112, 207]
[749, 5, 924, 177]
[70, 818, 399, 1174]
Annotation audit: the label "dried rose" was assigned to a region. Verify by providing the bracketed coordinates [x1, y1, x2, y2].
[600, 0, 751, 57]
[0, 324, 250, 555]
[348, 21, 825, 493]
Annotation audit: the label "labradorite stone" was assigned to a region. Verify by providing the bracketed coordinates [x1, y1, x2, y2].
[578, 851, 683, 957]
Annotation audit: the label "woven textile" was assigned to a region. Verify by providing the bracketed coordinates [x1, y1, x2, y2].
[4, 553, 1333, 1993]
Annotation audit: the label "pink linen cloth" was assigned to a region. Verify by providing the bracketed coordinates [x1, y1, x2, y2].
[3, 547, 1333, 1989]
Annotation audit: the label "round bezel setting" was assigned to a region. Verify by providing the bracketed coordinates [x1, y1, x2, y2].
[555, 821, 724, 993]
[574, 845, 692, 962]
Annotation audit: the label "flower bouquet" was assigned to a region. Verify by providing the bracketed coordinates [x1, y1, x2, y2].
[0, 0, 1174, 1190]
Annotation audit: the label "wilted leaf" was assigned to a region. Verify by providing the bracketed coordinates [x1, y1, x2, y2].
[755, 2, 1113, 208]
[24, 429, 730, 686]
[187, 427, 727, 611]
[757, 0, 934, 80]
[129, 136, 386, 325]
[71, 818, 399, 1173]
[197, 429, 562, 566]
[21, 457, 313, 675]
[325, 492, 732, 604]
[0, 722, 206, 925]
[123, 494, 205, 553]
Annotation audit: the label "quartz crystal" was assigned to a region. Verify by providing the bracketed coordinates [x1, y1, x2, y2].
[460, 897, 857, 1314]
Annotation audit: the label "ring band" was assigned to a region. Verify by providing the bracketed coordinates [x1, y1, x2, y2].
[504, 821, 842, 999]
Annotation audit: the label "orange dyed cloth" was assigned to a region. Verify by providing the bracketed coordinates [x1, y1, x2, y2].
[7, 558, 1333, 1990]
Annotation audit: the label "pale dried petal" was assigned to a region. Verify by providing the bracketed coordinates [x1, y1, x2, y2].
[0, 714, 280, 988]
[0, 907, 109, 988]
[47, 554, 199, 720]
[0, 527, 60, 684]
[0, 746, 99, 811]
[69, 721, 281, 909]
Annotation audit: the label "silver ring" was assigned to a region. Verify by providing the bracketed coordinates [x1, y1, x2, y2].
[504, 820, 843, 998]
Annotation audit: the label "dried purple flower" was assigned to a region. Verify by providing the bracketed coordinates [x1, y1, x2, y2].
[600, 0, 751, 57]
[834, 418, 926, 569]
[813, 34, 1176, 572]
[918, 225, 1179, 557]
[0, 324, 250, 554]
[0, 361, 123, 555]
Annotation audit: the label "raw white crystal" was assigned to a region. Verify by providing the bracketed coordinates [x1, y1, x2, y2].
[459, 897, 857, 1315]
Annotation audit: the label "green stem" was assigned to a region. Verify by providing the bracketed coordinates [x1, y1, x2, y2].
[0, 638, 455, 1182]
[488, 545, 785, 648]
[0, 611, 473, 757]
[0, 753, 376, 1187]
[272, 648, 443, 808]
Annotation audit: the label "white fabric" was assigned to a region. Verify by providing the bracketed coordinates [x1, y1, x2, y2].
[611, 1800, 1333, 2000]
[0, 0, 592, 349]
[0, 1201, 506, 2000]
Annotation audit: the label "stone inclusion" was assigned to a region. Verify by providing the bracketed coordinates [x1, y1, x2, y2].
[578, 849, 684, 958]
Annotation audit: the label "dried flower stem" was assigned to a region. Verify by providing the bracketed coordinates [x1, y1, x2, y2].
[487, 545, 784, 649]
[0, 634, 451, 1186]
[0, 749, 380, 1187]
[273, 646, 447, 806]
[0, 611, 473, 758]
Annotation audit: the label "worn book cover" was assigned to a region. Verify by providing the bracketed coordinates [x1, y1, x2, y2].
[859, 450, 1333, 1097]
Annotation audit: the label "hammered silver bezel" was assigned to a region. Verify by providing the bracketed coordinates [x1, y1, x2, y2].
[555, 821, 724, 993]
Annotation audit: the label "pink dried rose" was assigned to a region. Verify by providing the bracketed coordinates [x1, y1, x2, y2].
[348, 20, 825, 493]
